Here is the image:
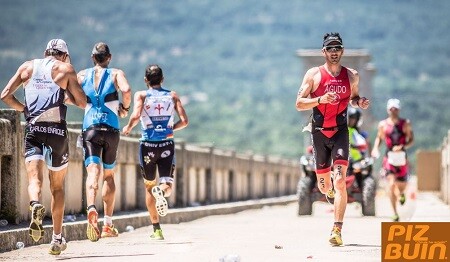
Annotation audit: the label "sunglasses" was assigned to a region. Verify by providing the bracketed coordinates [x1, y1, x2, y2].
[324, 45, 344, 52]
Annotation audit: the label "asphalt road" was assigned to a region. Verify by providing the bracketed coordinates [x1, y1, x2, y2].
[1, 187, 449, 262]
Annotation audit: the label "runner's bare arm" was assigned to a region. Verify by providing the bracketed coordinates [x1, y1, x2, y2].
[349, 69, 360, 106]
[296, 68, 320, 111]
[115, 69, 132, 118]
[371, 121, 385, 158]
[0, 61, 32, 112]
[115, 69, 132, 108]
[172, 91, 189, 131]
[348, 68, 369, 109]
[64, 64, 87, 109]
[122, 91, 145, 135]
[402, 119, 414, 150]
[64, 70, 87, 105]
[76, 70, 86, 86]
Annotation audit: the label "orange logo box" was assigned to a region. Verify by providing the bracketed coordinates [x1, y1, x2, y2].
[382, 222, 450, 261]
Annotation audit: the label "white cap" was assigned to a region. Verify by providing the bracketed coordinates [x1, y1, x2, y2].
[387, 98, 401, 110]
[45, 39, 69, 55]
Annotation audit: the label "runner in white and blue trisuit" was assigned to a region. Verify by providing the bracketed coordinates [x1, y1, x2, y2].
[122, 64, 188, 240]
[77, 42, 131, 242]
[1, 39, 86, 255]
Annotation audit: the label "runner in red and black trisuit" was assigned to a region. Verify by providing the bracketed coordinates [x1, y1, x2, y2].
[296, 32, 370, 246]
[371, 98, 414, 222]
[310, 65, 352, 174]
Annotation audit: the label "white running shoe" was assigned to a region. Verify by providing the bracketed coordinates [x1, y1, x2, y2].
[48, 236, 67, 255]
[151, 186, 168, 217]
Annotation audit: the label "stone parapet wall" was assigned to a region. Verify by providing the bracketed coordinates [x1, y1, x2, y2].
[0, 110, 301, 223]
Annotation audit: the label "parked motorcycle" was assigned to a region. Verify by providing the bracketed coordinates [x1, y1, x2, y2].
[296, 148, 376, 216]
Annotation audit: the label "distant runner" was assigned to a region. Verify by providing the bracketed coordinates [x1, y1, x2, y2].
[122, 64, 188, 240]
[372, 98, 414, 221]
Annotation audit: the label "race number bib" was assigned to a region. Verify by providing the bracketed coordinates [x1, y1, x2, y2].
[387, 151, 406, 166]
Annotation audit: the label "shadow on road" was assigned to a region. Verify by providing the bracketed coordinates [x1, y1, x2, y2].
[55, 253, 155, 260]
[346, 243, 381, 248]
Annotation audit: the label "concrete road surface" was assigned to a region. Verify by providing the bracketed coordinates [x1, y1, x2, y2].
[1, 189, 449, 262]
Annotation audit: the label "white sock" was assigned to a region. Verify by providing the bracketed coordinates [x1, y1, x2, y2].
[104, 215, 113, 226]
[53, 232, 62, 240]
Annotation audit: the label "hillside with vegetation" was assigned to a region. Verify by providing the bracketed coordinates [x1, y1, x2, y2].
[1, 0, 449, 162]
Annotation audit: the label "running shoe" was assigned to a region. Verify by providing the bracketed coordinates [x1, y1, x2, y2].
[151, 186, 168, 217]
[48, 236, 67, 255]
[101, 224, 119, 238]
[325, 188, 335, 205]
[86, 209, 100, 242]
[29, 203, 45, 242]
[399, 193, 406, 206]
[329, 226, 343, 246]
[150, 229, 164, 240]
[392, 214, 400, 222]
